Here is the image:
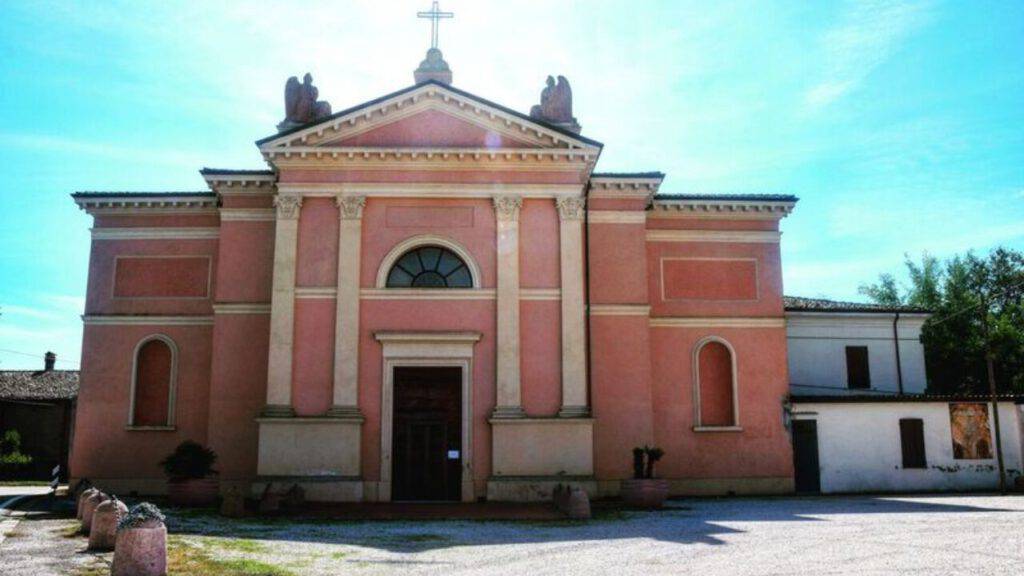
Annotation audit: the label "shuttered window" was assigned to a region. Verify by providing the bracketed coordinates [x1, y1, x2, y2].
[899, 418, 927, 469]
[845, 346, 871, 389]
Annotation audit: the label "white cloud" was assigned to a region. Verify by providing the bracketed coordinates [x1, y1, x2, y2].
[806, 0, 933, 108]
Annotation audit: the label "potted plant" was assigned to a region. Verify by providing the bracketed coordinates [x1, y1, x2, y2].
[620, 446, 670, 509]
[160, 441, 219, 506]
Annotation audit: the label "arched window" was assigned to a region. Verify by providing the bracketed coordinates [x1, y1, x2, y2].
[129, 335, 177, 428]
[385, 245, 473, 288]
[692, 337, 739, 429]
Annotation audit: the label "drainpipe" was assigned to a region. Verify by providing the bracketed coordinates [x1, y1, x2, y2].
[893, 311, 904, 395]
[583, 181, 593, 410]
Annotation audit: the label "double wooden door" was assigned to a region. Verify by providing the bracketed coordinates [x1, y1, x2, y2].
[392, 366, 462, 501]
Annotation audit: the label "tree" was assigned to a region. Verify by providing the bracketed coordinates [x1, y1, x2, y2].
[859, 248, 1024, 395]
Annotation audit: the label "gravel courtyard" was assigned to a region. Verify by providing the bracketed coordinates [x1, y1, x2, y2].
[3, 494, 1024, 575]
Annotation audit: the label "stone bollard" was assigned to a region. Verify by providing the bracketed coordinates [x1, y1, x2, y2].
[220, 485, 246, 518]
[88, 497, 128, 551]
[77, 487, 99, 521]
[564, 487, 591, 520]
[81, 491, 110, 534]
[112, 503, 167, 576]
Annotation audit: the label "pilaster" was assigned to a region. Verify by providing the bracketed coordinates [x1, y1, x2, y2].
[263, 194, 301, 417]
[492, 195, 524, 418]
[329, 194, 366, 417]
[556, 196, 589, 417]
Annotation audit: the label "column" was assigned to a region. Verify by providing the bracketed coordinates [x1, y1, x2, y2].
[556, 196, 589, 417]
[492, 195, 524, 418]
[328, 194, 366, 418]
[263, 194, 302, 417]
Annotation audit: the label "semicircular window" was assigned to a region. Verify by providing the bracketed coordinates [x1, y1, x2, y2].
[386, 246, 473, 288]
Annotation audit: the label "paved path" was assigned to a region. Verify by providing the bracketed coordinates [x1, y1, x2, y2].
[0, 486, 53, 547]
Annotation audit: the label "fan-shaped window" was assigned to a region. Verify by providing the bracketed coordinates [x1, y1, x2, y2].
[385, 246, 473, 288]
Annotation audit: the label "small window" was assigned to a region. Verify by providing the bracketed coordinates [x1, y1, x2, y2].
[385, 246, 472, 288]
[899, 418, 927, 469]
[845, 346, 870, 389]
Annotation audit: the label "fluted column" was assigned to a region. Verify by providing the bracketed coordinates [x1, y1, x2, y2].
[556, 196, 589, 417]
[263, 194, 302, 417]
[492, 195, 524, 418]
[328, 194, 366, 418]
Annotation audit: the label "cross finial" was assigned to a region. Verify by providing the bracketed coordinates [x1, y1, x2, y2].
[417, 1, 454, 50]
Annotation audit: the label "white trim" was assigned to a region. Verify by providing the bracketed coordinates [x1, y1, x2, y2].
[274, 182, 584, 199]
[375, 235, 482, 289]
[212, 303, 271, 314]
[650, 317, 785, 328]
[590, 304, 650, 316]
[128, 334, 178, 429]
[361, 288, 495, 300]
[587, 211, 647, 224]
[75, 195, 218, 214]
[264, 146, 597, 164]
[91, 227, 220, 240]
[520, 288, 561, 301]
[692, 336, 740, 429]
[82, 315, 214, 326]
[295, 287, 338, 299]
[650, 198, 795, 219]
[220, 209, 276, 221]
[646, 230, 781, 243]
[374, 331, 481, 502]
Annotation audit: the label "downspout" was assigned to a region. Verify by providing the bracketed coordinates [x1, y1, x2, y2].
[893, 311, 904, 395]
[583, 180, 593, 411]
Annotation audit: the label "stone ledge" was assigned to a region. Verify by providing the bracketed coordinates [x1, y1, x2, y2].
[252, 477, 363, 502]
[487, 476, 597, 502]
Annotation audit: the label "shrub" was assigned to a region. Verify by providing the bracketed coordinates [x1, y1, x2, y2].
[159, 441, 217, 481]
[0, 430, 33, 471]
[631, 445, 665, 479]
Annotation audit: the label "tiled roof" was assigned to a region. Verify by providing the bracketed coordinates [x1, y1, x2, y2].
[591, 172, 665, 179]
[791, 392, 1024, 404]
[199, 168, 275, 176]
[784, 296, 930, 314]
[656, 193, 797, 203]
[0, 370, 79, 401]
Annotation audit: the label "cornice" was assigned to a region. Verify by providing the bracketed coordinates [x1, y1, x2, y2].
[262, 147, 598, 171]
[587, 211, 646, 224]
[649, 317, 786, 328]
[82, 315, 215, 326]
[273, 183, 584, 199]
[645, 229, 781, 243]
[588, 176, 663, 201]
[649, 198, 796, 220]
[74, 194, 218, 215]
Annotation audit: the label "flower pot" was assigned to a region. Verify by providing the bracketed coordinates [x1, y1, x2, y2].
[88, 498, 128, 551]
[620, 478, 670, 509]
[167, 476, 219, 507]
[113, 521, 167, 576]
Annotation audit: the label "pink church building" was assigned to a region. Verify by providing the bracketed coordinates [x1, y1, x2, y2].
[70, 49, 798, 502]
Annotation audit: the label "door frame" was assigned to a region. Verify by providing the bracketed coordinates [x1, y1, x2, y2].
[792, 418, 821, 493]
[375, 332, 480, 502]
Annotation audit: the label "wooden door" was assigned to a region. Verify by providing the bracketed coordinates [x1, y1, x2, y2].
[392, 366, 462, 501]
[793, 419, 821, 493]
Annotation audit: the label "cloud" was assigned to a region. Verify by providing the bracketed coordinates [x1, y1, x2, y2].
[806, 0, 933, 108]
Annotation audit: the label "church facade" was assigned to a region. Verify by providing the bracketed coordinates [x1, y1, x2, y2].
[70, 54, 798, 502]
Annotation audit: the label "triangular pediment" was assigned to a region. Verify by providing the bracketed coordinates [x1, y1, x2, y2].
[256, 81, 602, 152]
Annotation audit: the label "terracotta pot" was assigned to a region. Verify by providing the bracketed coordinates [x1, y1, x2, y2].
[88, 499, 128, 551]
[167, 476, 219, 507]
[81, 491, 110, 534]
[77, 487, 98, 520]
[112, 522, 167, 576]
[620, 479, 670, 509]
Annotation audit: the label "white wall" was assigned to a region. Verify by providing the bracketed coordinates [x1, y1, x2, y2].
[786, 312, 928, 395]
[792, 401, 1023, 493]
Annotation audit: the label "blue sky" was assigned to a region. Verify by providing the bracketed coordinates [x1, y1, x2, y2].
[0, 0, 1021, 369]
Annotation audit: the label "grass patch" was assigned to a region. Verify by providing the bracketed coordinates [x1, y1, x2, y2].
[59, 521, 83, 538]
[168, 537, 295, 576]
[201, 536, 269, 553]
[0, 480, 50, 487]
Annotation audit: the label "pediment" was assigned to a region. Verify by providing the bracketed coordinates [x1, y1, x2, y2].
[257, 81, 601, 152]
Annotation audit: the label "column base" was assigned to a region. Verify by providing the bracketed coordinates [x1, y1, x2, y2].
[491, 405, 526, 419]
[558, 405, 591, 418]
[325, 405, 364, 419]
[260, 404, 295, 418]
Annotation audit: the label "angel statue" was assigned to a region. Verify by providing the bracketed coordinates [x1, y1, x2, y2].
[529, 75, 580, 132]
[277, 73, 332, 132]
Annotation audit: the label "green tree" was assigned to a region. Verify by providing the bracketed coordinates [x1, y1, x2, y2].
[860, 248, 1024, 395]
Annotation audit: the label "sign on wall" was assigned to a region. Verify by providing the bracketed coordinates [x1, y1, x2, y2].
[949, 403, 993, 460]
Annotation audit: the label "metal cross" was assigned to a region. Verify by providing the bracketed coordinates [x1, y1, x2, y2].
[417, 1, 454, 50]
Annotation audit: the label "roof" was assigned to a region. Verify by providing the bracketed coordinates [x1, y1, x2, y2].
[199, 168, 275, 176]
[784, 296, 930, 314]
[0, 370, 79, 401]
[655, 193, 798, 202]
[72, 191, 214, 198]
[591, 172, 666, 179]
[256, 79, 605, 148]
[791, 392, 1024, 404]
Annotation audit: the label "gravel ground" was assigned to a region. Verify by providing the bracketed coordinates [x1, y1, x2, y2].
[3, 494, 1024, 575]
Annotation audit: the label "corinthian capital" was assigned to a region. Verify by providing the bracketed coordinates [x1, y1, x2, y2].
[335, 195, 367, 220]
[273, 194, 303, 220]
[556, 197, 585, 221]
[493, 195, 523, 222]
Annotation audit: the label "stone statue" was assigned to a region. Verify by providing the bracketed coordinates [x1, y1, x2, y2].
[529, 75, 580, 133]
[278, 73, 332, 132]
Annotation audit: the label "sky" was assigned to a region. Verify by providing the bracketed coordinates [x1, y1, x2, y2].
[0, 0, 1021, 369]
